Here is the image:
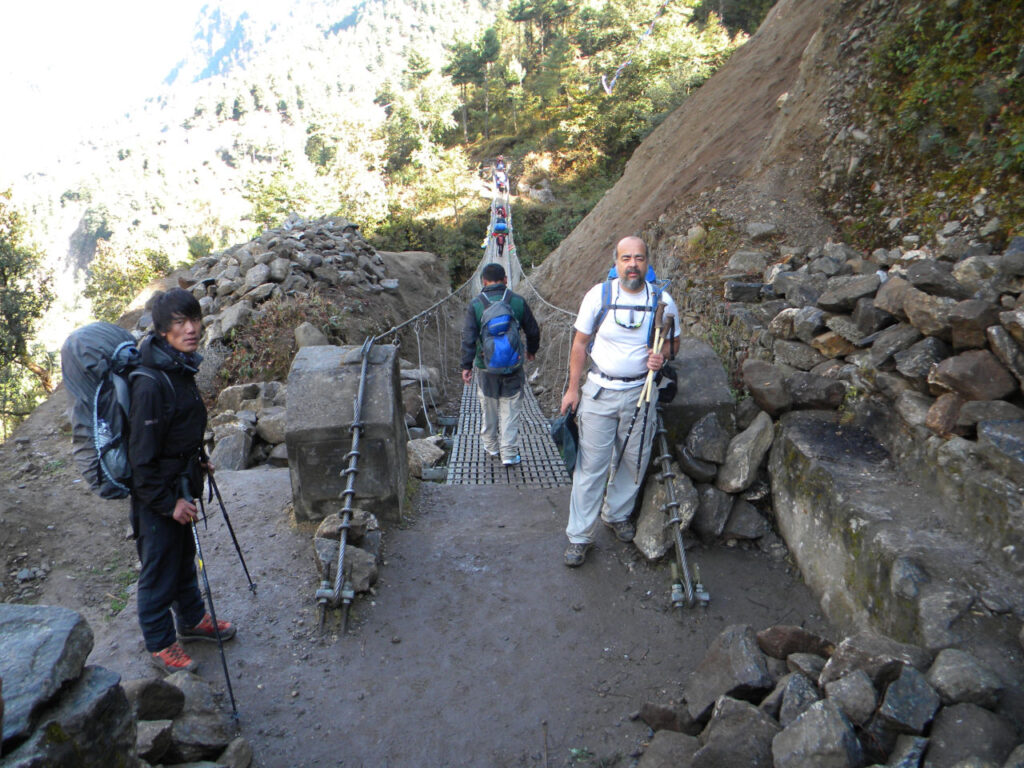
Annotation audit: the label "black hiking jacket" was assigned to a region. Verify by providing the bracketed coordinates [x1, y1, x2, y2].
[128, 335, 207, 518]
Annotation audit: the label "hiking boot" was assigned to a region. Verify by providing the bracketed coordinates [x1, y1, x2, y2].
[502, 454, 522, 466]
[564, 542, 592, 567]
[151, 642, 198, 674]
[485, 448, 500, 459]
[179, 612, 236, 643]
[604, 518, 635, 543]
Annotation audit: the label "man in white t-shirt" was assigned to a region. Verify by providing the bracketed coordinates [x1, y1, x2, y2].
[559, 236, 680, 567]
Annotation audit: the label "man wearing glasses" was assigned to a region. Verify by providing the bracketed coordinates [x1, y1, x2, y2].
[558, 237, 680, 567]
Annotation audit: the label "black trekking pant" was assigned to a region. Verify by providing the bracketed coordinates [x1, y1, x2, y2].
[133, 503, 206, 652]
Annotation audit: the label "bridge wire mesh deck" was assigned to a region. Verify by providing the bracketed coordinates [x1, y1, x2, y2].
[447, 374, 572, 487]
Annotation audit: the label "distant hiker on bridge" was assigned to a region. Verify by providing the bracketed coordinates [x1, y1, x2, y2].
[130, 288, 236, 673]
[495, 155, 506, 172]
[494, 168, 509, 195]
[461, 263, 541, 466]
[558, 237, 680, 567]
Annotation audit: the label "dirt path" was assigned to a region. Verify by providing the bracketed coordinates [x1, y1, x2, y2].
[84, 468, 829, 767]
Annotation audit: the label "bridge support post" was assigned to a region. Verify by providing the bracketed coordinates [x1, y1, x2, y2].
[286, 344, 408, 523]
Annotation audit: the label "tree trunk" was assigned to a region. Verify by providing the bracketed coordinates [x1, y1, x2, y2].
[484, 64, 490, 141]
[20, 355, 54, 393]
[460, 84, 469, 143]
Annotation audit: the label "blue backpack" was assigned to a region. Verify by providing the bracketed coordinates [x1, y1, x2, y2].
[61, 323, 172, 499]
[473, 289, 524, 374]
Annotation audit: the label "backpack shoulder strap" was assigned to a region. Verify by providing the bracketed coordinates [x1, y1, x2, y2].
[646, 280, 669, 347]
[130, 367, 175, 418]
[587, 278, 614, 352]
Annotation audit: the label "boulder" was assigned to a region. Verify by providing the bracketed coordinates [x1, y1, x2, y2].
[255, 406, 288, 445]
[819, 632, 932, 688]
[121, 676, 186, 720]
[771, 699, 863, 768]
[694, 484, 734, 542]
[0, 604, 94, 745]
[635, 464, 696, 561]
[0, 665, 135, 768]
[816, 274, 880, 312]
[693, 696, 780, 767]
[684, 625, 774, 721]
[823, 669, 876, 726]
[407, 436, 446, 479]
[686, 413, 732, 464]
[922, 703, 1017, 768]
[743, 359, 792, 416]
[927, 350, 1016, 400]
[756, 626, 834, 660]
[716, 412, 774, 493]
[876, 664, 941, 735]
[209, 431, 253, 471]
[925, 648, 1003, 708]
[294, 321, 329, 348]
[636, 730, 699, 768]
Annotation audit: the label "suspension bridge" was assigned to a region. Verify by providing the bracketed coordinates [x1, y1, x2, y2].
[373, 185, 580, 490]
[313, 180, 586, 629]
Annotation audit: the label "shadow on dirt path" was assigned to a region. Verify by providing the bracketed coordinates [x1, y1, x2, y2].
[88, 467, 829, 767]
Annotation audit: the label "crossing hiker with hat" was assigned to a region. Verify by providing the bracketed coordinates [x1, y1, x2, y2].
[129, 288, 237, 672]
[558, 236, 680, 567]
[461, 263, 541, 466]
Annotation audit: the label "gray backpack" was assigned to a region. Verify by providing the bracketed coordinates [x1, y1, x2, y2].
[60, 323, 171, 499]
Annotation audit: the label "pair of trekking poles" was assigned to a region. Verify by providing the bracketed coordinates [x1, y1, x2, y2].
[180, 459, 256, 719]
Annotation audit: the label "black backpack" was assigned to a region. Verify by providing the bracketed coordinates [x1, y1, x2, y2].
[61, 323, 172, 499]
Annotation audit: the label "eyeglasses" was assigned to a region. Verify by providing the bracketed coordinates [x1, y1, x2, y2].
[612, 283, 651, 328]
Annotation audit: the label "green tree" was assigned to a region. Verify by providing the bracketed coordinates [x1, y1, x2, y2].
[242, 169, 313, 232]
[83, 241, 172, 323]
[0, 189, 55, 393]
[443, 40, 482, 143]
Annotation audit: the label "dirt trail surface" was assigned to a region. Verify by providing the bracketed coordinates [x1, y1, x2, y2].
[77, 468, 828, 767]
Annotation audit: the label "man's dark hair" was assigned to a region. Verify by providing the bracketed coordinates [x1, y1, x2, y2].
[481, 263, 506, 283]
[151, 288, 203, 333]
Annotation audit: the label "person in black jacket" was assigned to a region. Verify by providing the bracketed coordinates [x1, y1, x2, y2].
[129, 288, 235, 673]
[461, 263, 541, 465]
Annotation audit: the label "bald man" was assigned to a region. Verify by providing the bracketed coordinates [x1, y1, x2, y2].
[558, 236, 680, 567]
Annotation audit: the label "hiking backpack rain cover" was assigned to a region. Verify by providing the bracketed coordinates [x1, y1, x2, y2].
[476, 288, 523, 374]
[61, 322, 147, 499]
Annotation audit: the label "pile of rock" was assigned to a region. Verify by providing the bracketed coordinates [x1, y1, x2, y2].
[722, 235, 1024, 479]
[0, 604, 251, 768]
[311, 509, 382, 599]
[0, 604, 135, 766]
[133, 215, 398, 345]
[207, 381, 288, 471]
[633, 339, 786, 562]
[637, 624, 1021, 768]
[126, 673, 250, 767]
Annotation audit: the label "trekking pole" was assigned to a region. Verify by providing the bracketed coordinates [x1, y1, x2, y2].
[182, 479, 239, 719]
[204, 464, 257, 594]
[634, 316, 673, 484]
[612, 303, 666, 479]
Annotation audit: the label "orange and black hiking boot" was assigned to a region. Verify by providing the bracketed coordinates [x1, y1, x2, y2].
[150, 642, 198, 673]
[179, 612, 237, 642]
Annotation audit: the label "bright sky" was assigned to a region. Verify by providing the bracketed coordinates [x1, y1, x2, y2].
[0, 0, 209, 177]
